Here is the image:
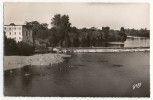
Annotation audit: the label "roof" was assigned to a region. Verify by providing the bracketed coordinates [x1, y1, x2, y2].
[4, 25, 26, 26]
[4, 25, 33, 29]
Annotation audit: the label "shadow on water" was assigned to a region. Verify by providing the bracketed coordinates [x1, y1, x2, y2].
[4, 52, 150, 97]
[112, 64, 124, 67]
[97, 60, 108, 63]
[4, 65, 34, 96]
[4, 64, 77, 96]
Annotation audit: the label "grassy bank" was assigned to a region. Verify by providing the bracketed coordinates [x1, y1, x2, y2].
[4, 53, 71, 71]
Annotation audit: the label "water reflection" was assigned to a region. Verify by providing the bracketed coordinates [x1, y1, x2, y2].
[4, 52, 150, 97]
[124, 37, 149, 47]
[107, 37, 149, 48]
[4, 66, 34, 96]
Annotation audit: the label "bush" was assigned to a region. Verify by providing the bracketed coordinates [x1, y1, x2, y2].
[4, 38, 18, 55]
[16, 42, 34, 55]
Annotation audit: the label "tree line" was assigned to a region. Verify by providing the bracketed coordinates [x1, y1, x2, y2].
[25, 14, 128, 48]
[4, 14, 149, 55]
[125, 28, 149, 37]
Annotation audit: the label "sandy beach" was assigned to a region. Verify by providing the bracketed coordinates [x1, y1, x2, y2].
[4, 53, 71, 71]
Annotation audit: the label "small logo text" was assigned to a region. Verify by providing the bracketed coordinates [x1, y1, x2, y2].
[132, 82, 142, 90]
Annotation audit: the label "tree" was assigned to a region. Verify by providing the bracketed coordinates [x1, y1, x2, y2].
[26, 21, 49, 47]
[119, 27, 127, 41]
[4, 31, 34, 55]
[102, 27, 110, 41]
[26, 21, 41, 46]
[4, 32, 17, 55]
[26, 21, 41, 33]
[16, 42, 34, 55]
[51, 14, 71, 47]
[41, 23, 49, 30]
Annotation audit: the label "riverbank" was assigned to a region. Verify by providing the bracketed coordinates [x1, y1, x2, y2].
[4, 53, 71, 71]
[4, 47, 149, 70]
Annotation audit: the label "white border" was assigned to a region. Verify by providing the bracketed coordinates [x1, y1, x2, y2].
[0, 0, 152, 100]
[2, 0, 151, 3]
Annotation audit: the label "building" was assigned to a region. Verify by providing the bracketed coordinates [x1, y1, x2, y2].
[4, 24, 33, 46]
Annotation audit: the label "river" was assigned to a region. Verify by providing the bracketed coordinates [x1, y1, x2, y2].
[108, 37, 149, 48]
[4, 38, 150, 97]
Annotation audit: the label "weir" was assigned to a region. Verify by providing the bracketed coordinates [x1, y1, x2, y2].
[58, 47, 150, 53]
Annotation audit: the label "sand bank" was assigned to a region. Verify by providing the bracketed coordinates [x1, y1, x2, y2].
[4, 53, 71, 71]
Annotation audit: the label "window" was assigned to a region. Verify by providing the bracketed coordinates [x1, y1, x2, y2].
[9, 27, 11, 30]
[19, 37, 21, 39]
[19, 32, 21, 35]
[14, 32, 16, 35]
[4, 27, 6, 30]
[10, 32, 11, 35]
[14, 27, 16, 30]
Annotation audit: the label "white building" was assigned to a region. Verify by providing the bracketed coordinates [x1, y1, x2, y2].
[4, 24, 33, 46]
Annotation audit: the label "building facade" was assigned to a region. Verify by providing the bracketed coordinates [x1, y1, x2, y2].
[4, 25, 33, 46]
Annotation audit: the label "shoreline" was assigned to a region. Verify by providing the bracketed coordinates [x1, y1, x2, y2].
[4, 53, 71, 71]
[4, 47, 149, 71]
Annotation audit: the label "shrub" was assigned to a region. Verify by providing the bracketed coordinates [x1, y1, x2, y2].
[16, 42, 34, 55]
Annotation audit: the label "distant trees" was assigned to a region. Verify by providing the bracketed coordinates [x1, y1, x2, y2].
[67, 26, 127, 47]
[48, 25, 127, 47]
[4, 14, 150, 55]
[125, 28, 149, 37]
[23, 14, 148, 48]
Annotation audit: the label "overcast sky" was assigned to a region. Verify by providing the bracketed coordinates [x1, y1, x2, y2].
[4, 3, 149, 30]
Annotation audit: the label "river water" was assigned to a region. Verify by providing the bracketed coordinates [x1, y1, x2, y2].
[4, 38, 150, 97]
[108, 37, 149, 48]
[124, 37, 149, 47]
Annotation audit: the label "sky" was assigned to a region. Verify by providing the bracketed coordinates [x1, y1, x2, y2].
[4, 3, 150, 30]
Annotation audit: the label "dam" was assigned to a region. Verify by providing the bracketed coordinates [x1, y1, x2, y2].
[58, 47, 149, 53]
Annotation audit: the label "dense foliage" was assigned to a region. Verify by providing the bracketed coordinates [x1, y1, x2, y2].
[4, 32, 34, 56]
[4, 14, 149, 55]
[125, 28, 149, 37]
[25, 14, 128, 48]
